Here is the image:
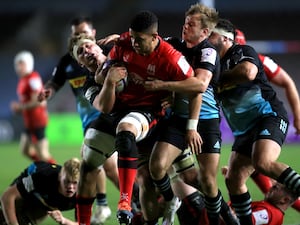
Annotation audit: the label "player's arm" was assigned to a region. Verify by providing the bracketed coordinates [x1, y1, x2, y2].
[0, 184, 22, 225]
[270, 68, 300, 134]
[11, 90, 46, 113]
[93, 65, 127, 113]
[48, 210, 78, 225]
[186, 92, 203, 154]
[221, 60, 258, 86]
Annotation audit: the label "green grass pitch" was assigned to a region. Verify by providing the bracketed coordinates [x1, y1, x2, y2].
[0, 142, 299, 224]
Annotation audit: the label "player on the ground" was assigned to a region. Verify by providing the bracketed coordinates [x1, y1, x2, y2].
[0, 158, 80, 225]
[37, 17, 118, 224]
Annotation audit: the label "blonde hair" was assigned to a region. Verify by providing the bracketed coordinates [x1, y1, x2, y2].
[68, 33, 96, 60]
[61, 157, 81, 181]
[185, 3, 219, 31]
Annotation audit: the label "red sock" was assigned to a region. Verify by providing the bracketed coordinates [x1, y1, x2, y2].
[29, 152, 40, 162]
[292, 197, 300, 212]
[47, 158, 56, 164]
[251, 171, 273, 194]
[118, 161, 137, 209]
[76, 196, 94, 225]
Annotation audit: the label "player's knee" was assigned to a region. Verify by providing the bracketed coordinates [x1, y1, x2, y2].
[81, 144, 108, 169]
[149, 159, 167, 180]
[115, 131, 138, 157]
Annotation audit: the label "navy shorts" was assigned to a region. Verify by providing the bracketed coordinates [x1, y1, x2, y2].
[232, 116, 289, 157]
[158, 115, 222, 154]
[25, 127, 46, 143]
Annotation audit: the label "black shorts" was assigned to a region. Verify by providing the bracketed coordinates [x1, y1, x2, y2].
[25, 127, 46, 143]
[198, 118, 222, 154]
[232, 116, 289, 157]
[158, 115, 222, 154]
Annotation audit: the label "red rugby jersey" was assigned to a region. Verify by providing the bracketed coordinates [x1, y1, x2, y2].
[17, 71, 48, 129]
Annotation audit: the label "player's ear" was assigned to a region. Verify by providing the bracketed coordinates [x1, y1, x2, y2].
[151, 33, 157, 42]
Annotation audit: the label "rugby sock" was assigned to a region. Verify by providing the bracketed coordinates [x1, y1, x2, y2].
[230, 192, 253, 225]
[95, 193, 108, 206]
[153, 174, 173, 201]
[220, 198, 239, 225]
[144, 219, 159, 225]
[291, 197, 300, 212]
[76, 196, 95, 225]
[250, 171, 273, 194]
[47, 158, 56, 164]
[116, 131, 138, 210]
[177, 191, 205, 225]
[204, 190, 222, 225]
[277, 167, 300, 196]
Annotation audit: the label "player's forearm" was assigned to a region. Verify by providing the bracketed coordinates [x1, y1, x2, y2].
[1, 194, 19, 225]
[93, 81, 116, 113]
[56, 216, 78, 225]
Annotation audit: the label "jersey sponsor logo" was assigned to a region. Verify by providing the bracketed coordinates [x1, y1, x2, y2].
[252, 209, 269, 224]
[147, 64, 156, 76]
[177, 56, 191, 75]
[69, 76, 86, 88]
[259, 129, 271, 136]
[201, 48, 217, 65]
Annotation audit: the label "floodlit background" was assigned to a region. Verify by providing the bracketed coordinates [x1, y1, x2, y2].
[0, 0, 300, 139]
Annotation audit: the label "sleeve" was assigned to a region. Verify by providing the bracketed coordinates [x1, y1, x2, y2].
[259, 54, 281, 80]
[29, 74, 43, 91]
[252, 209, 270, 225]
[49, 54, 70, 88]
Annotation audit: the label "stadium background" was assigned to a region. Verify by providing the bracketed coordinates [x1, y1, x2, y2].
[0, 0, 299, 224]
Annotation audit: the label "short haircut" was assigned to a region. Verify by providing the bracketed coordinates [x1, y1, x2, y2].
[130, 10, 158, 33]
[215, 18, 236, 39]
[185, 3, 219, 30]
[61, 157, 81, 181]
[70, 16, 93, 28]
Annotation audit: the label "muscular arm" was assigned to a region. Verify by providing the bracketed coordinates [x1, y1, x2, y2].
[221, 61, 258, 86]
[1, 184, 22, 225]
[270, 68, 300, 134]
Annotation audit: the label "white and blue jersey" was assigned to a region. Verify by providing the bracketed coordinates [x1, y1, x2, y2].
[218, 44, 288, 136]
[165, 37, 220, 119]
[50, 53, 100, 132]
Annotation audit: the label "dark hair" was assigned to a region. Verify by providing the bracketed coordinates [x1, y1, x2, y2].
[130, 10, 158, 33]
[216, 18, 236, 39]
[70, 16, 93, 27]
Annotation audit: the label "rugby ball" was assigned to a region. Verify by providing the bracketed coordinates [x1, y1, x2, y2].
[116, 75, 128, 93]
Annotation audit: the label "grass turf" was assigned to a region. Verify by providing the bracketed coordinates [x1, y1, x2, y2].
[0, 142, 299, 224]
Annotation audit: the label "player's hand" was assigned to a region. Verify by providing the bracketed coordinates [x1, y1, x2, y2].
[161, 96, 173, 110]
[97, 34, 120, 45]
[10, 101, 22, 113]
[293, 117, 300, 135]
[48, 210, 65, 225]
[37, 89, 52, 102]
[144, 77, 165, 91]
[186, 130, 202, 155]
[106, 66, 127, 84]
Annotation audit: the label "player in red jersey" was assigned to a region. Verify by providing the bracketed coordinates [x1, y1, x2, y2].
[73, 10, 205, 225]
[221, 166, 297, 225]
[11, 51, 55, 164]
[234, 29, 300, 213]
